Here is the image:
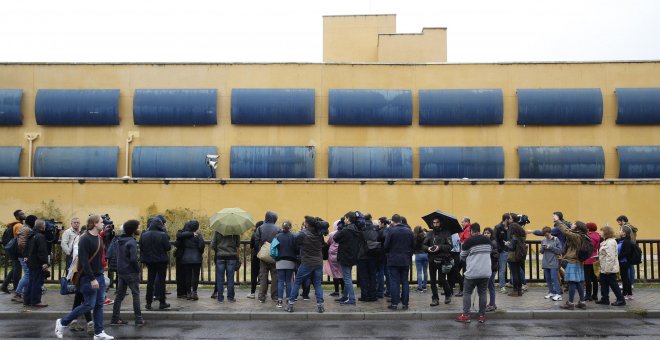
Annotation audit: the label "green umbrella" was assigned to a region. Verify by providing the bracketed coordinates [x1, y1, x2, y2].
[210, 208, 255, 236]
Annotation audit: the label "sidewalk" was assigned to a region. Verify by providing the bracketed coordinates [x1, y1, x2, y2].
[1, 286, 658, 321]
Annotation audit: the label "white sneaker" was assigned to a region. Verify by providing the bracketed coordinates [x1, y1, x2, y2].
[544, 293, 554, 299]
[93, 331, 115, 340]
[522, 284, 528, 291]
[246, 293, 255, 299]
[500, 287, 507, 293]
[552, 294, 563, 301]
[87, 320, 95, 334]
[55, 319, 66, 339]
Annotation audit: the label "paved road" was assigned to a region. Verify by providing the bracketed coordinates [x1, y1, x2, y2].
[2, 318, 659, 339]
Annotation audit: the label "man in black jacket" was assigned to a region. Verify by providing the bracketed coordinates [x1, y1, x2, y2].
[139, 217, 171, 310]
[56, 214, 113, 340]
[384, 214, 414, 310]
[494, 213, 513, 293]
[333, 212, 361, 305]
[111, 220, 144, 326]
[24, 219, 49, 308]
[357, 214, 380, 302]
[423, 217, 454, 306]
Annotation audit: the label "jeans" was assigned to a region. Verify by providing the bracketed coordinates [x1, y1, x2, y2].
[183, 263, 201, 294]
[258, 260, 277, 301]
[544, 268, 561, 295]
[72, 291, 92, 323]
[620, 262, 633, 296]
[357, 258, 378, 300]
[429, 260, 450, 299]
[16, 258, 29, 294]
[376, 258, 386, 297]
[584, 264, 598, 299]
[487, 271, 496, 306]
[277, 269, 294, 300]
[301, 274, 312, 298]
[23, 267, 44, 305]
[415, 253, 429, 290]
[145, 263, 167, 304]
[568, 281, 585, 303]
[340, 264, 355, 303]
[463, 277, 488, 314]
[599, 272, 624, 302]
[112, 273, 141, 320]
[628, 265, 635, 286]
[1, 256, 20, 290]
[288, 264, 324, 304]
[216, 258, 237, 301]
[388, 266, 410, 306]
[498, 252, 508, 288]
[61, 274, 106, 335]
[250, 255, 260, 294]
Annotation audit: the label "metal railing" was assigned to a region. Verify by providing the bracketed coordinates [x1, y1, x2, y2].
[2, 239, 659, 285]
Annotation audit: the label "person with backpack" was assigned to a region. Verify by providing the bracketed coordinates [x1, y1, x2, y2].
[505, 223, 527, 297]
[584, 222, 601, 302]
[1, 209, 26, 294]
[179, 220, 205, 301]
[274, 221, 297, 308]
[557, 221, 589, 310]
[11, 215, 36, 303]
[139, 217, 171, 310]
[333, 212, 361, 305]
[255, 211, 281, 303]
[596, 225, 626, 306]
[540, 226, 563, 302]
[617, 215, 638, 294]
[357, 213, 380, 302]
[383, 214, 414, 310]
[618, 225, 637, 300]
[110, 220, 144, 326]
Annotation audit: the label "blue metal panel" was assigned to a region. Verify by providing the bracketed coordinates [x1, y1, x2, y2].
[133, 89, 217, 125]
[0, 89, 23, 125]
[230, 146, 315, 178]
[617, 146, 660, 178]
[517, 89, 603, 125]
[0, 147, 21, 176]
[132, 146, 217, 178]
[328, 89, 412, 126]
[616, 88, 660, 124]
[419, 147, 504, 179]
[518, 146, 604, 179]
[35, 89, 120, 126]
[328, 147, 412, 178]
[231, 89, 315, 125]
[34, 147, 118, 177]
[419, 89, 503, 125]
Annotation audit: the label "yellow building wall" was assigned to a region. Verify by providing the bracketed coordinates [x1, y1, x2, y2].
[0, 62, 660, 237]
[378, 28, 448, 63]
[323, 15, 396, 62]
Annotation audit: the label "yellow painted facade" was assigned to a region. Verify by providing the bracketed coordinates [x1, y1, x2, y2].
[378, 28, 448, 63]
[0, 61, 659, 237]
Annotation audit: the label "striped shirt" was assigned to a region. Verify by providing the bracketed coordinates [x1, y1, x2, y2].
[460, 234, 493, 279]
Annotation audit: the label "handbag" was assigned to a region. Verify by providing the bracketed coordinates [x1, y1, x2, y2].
[59, 277, 76, 295]
[72, 236, 101, 288]
[257, 241, 275, 263]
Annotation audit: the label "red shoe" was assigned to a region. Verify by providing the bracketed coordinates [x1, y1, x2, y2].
[455, 313, 471, 323]
[31, 303, 48, 308]
[104, 298, 114, 306]
[478, 314, 486, 323]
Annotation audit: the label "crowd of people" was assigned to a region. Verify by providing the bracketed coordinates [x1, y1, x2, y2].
[0, 208, 642, 338]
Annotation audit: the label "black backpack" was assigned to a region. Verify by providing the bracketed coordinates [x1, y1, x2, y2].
[577, 233, 594, 262]
[362, 227, 383, 257]
[2, 225, 14, 247]
[629, 242, 643, 265]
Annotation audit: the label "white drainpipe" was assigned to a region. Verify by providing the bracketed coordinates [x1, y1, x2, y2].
[25, 133, 40, 177]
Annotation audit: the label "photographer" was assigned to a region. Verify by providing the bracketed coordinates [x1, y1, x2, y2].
[99, 215, 116, 290]
[285, 216, 327, 313]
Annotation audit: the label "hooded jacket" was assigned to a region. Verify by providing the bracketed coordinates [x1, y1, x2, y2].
[275, 230, 298, 263]
[255, 211, 280, 249]
[26, 230, 48, 270]
[139, 218, 171, 264]
[116, 233, 140, 275]
[179, 220, 205, 265]
[333, 223, 360, 266]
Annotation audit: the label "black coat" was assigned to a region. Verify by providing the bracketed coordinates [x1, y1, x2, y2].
[26, 231, 48, 270]
[139, 219, 171, 264]
[422, 227, 453, 261]
[384, 224, 414, 267]
[333, 223, 360, 266]
[116, 234, 140, 275]
[179, 232, 205, 265]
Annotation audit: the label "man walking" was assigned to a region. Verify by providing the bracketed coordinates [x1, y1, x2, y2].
[456, 223, 492, 323]
[55, 214, 113, 340]
[61, 217, 82, 270]
[383, 214, 414, 310]
[110, 220, 144, 326]
[24, 219, 49, 308]
[1, 209, 26, 294]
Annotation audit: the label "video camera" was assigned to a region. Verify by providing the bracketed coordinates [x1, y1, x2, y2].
[102, 214, 114, 230]
[512, 214, 531, 226]
[43, 219, 63, 243]
[308, 217, 330, 236]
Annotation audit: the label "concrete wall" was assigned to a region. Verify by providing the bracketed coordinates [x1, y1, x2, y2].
[0, 61, 659, 237]
[323, 15, 396, 62]
[378, 28, 448, 63]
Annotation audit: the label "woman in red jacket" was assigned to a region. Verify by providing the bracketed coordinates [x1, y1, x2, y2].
[584, 222, 601, 302]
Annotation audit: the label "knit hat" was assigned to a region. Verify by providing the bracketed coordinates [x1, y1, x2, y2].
[586, 222, 598, 232]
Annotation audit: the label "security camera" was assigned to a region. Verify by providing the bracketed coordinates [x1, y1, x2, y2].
[206, 154, 219, 160]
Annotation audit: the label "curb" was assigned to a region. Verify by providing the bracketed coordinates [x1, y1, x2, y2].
[1, 309, 658, 321]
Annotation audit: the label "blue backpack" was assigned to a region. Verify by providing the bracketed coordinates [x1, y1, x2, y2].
[270, 237, 280, 259]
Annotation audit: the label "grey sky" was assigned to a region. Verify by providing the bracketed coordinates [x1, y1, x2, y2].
[2, 0, 659, 63]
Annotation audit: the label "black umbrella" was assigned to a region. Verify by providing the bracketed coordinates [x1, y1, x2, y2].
[422, 210, 462, 234]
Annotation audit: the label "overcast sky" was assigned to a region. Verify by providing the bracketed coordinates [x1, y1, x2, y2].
[2, 0, 659, 63]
